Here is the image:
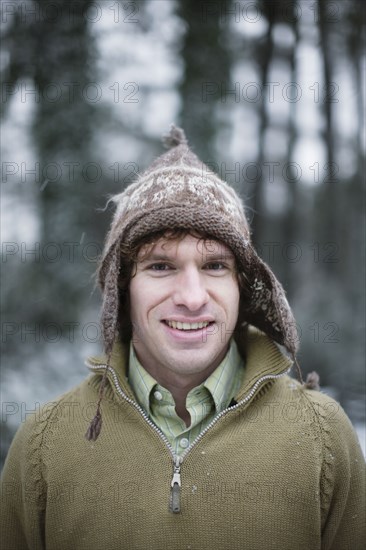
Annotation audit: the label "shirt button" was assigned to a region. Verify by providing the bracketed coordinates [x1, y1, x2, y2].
[180, 438, 189, 448]
[154, 390, 163, 401]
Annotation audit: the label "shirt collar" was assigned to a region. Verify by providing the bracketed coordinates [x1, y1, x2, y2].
[202, 339, 243, 412]
[128, 339, 244, 416]
[128, 345, 157, 415]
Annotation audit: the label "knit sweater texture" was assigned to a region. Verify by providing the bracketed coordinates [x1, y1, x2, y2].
[1, 328, 365, 550]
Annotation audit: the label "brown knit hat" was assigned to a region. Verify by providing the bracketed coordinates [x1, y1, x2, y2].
[86, 125, 300, 441]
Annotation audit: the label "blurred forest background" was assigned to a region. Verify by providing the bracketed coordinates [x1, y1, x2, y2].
[1, 0, 365, 465]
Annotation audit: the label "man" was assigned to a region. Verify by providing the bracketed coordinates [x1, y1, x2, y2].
[1, 125, 364, 549]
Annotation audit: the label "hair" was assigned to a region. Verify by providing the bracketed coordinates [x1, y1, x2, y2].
[116, 228, 250, 355]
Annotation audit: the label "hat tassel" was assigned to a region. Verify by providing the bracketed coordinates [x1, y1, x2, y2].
[85, 358, 110, 441]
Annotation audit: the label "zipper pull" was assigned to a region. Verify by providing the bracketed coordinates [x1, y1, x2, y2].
[170, 457, 181, 514]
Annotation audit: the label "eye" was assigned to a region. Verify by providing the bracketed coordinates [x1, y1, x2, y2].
[148, 263, 171, 271]
[204, 262, 226, 270]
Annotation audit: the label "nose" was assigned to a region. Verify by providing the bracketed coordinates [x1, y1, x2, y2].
[172, 266, 209, 311]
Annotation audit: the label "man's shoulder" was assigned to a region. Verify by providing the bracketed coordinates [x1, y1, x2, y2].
[272, 374, 363, 457]
[4, 376, 97, 457]
[274, 374, 353, 419]
[35, 375, 97, 422]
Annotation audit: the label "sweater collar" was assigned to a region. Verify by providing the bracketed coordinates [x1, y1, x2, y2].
[235, 327, 292, 401]
[86, 326, 292, 401]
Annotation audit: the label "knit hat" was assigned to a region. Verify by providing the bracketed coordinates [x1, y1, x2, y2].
[86, 125, 300, 441]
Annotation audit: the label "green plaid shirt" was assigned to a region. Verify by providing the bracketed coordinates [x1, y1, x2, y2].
[128, 340, 244, 456]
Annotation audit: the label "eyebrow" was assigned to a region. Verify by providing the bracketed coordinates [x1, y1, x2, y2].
[137, 252, 235, 264]
[203, 252, 235, 262]
[137, 253, 173, 264]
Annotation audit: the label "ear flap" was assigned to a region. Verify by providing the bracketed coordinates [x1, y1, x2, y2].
[99, 242, 121, 355]
[240, 246, 299, 355]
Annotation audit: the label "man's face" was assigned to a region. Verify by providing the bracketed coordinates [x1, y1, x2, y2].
[129, 235, 240, 385]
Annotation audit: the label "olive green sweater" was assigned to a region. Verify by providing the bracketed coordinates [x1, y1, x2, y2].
[1, 329, 365, 550]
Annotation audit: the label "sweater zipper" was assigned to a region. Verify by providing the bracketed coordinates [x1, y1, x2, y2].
[86, 361, 291, 513]
[170, 455, 182, 513]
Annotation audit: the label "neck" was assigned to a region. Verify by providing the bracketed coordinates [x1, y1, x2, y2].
[150, 365, 213, 425]
[132, 345, 230, 425]
[168, 383, 192, 427]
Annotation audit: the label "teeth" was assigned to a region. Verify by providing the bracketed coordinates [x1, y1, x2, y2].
[166, 320, 210, 330]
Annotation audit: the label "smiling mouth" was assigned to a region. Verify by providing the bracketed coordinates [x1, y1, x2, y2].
[164, 320, 213, 331]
